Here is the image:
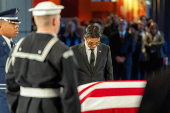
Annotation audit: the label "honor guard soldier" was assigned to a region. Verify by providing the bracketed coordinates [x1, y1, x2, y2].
[0, 8, 20, 113]
[5, 2, 81, 113]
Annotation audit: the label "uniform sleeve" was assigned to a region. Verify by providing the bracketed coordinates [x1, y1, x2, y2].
[105, 47, 113, 80]
[6, 51, 20, 113]
[60, 49, 81, 113]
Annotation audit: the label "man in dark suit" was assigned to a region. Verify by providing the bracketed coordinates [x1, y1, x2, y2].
[71, 24, 113, 85]
[109, 19, 135, 80]
[138, 67, 170, 113]
[103, 12, 119, 37]
[0, 8, 20, 113]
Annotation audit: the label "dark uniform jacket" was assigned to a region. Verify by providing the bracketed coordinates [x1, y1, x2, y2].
[71, 42, 113, 85]
[0, 35, 16, 113]
[5, 32, 81, 113]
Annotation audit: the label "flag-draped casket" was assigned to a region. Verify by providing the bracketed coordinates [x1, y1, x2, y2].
[78, 81, 146, 113]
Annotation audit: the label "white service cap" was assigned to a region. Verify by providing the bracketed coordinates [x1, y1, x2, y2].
[29, 1, 64, 16]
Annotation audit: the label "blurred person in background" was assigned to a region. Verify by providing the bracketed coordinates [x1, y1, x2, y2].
[104, 15, 112, 26]
[96, 18, 103, 25]
[72, 17, 79, 29]
[140, 16, 147, 27]
[58, 17, 66, 41]
[129, 23, 145, 80]
[89, 19, 97, 24]
[144, 22, 164, 79]
[81, 21, 88, 27]
[103, 12, 119, 37]
[94, 23, 109, 45]
[109, 19, 135, 80]
[77, 26, 86, 43]
[137, 20, 149, 80]
[62, 21, 80, 47]
[146, 17, 153, 31]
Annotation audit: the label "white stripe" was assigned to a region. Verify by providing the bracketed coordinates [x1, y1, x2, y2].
[81, 96, 143, 112]
[0, 84, 6, 85]
[0, 88, 6, 89]
[78, 82, 97, 92]
[63, 49, 74, 59]
[79, 82, 146, 100]
[5, 38, 25, 73]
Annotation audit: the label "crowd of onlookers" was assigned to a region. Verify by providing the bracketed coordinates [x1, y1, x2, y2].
[31, 12, 168, 80]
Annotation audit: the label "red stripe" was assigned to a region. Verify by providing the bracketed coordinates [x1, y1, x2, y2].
[80, 88, 145, 104]
[79, 82, 102, 96]
[95, 80, 146, 82]
[82, 107, 139, 113]
[78, 81, 146, 96]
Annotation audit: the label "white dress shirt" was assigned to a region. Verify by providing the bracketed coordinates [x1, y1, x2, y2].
[2, 35, 12, 49]
[85, 42, 97, 66]
[119, 30, 126, 38]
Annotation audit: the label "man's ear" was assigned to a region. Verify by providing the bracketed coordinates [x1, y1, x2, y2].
[52, 18, 56, 26]
[0, 20, 3, 28]
[84, 36, 86, 41]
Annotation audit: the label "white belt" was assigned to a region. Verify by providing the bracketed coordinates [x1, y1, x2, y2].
[20, 86, 60, 98]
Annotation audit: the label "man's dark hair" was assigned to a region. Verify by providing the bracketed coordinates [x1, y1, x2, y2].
[84, 24, 102, 38]
[89, 19, 97, 24]
[110, 12, 118, 16]
[139, 15, 146, 20]
[130, 23, 138, 31]
[147, 17, 152, 21]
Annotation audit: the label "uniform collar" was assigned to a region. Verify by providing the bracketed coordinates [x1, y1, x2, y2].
[36, 31, 57, 37]
[2, 35, 12, 49]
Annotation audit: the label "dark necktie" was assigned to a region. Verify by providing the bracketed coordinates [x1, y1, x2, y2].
[120, 34, 124, 43]
[10, 41, 14, 48]
[90, 49, 95, 71]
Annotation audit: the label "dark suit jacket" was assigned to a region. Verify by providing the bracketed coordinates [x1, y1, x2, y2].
[71, 42, 113, 85]
[133, 33, 145, 62]
[138, 69, 170, 113]
[109, 31, 135, 65]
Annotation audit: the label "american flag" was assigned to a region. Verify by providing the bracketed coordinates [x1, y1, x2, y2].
[78, 81, 146, 113]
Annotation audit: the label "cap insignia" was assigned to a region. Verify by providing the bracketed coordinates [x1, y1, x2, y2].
[16, 8, 18, 14]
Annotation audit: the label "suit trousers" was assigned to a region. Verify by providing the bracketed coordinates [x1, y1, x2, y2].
[113, 63, 132, 80]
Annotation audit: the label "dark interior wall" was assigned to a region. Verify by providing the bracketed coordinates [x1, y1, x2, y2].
[61, 0, 79, 17]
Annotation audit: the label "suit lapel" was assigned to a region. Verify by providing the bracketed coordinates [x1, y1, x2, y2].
[78, 42, 92, 73]
[0, 35, 10, 56]
[122, 32, 129, 44]
[93, 43, 103, 73]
